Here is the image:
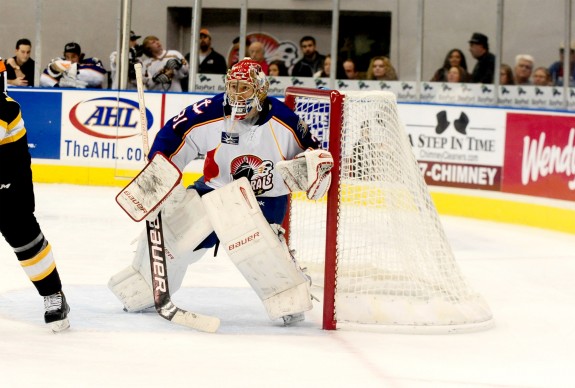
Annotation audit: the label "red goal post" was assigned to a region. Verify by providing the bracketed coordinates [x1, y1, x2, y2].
[283, 87, 494, 333]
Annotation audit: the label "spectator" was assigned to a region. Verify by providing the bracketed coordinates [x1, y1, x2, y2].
[514, 54, 534, 85]
[248, 41, 269, 75]
[446, 66, 469, 83]
[181, 28, 228, 91]
[532, 66, 552, 86]
[342, 58, 360, 80]
[198, 29, 228, 74]
[366, 56, 398, 81]
[314, 54, 331, 78]
[291, 36, 325, 77]
[5, 38, 35, 87]
[468, 32, 496, 83]
[140, 35, 189, 92]
[499, 64, 515, 85]
[40, 42, 106, 88]
[430, 49, 468, 82]
[109, 31, 143, 90]
[549, 42, 575, 86]
[268, 60, 288, 77]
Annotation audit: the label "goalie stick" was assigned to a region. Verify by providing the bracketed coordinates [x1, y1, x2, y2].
[134, 63, 220, 333]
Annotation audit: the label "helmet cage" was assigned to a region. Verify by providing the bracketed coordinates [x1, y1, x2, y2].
[225, 59, 269, 120]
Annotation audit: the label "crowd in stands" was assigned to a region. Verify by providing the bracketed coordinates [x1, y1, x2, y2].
[1, 30, 572, 90]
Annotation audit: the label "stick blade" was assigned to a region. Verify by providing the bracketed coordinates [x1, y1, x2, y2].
[170, 310, 221, 333]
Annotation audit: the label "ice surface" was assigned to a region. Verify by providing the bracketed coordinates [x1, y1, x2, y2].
[1, 183, 574, 387]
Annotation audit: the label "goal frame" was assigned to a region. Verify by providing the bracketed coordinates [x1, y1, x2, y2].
[284, 87, 343, 330]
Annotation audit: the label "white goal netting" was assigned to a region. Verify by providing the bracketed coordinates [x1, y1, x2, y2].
[285, 89, 493, 332]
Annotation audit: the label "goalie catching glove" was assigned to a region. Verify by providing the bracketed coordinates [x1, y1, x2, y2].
[276, 149, 333, 200]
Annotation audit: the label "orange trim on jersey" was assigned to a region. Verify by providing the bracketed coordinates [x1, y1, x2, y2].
[268, 121, 288, 160]
[30, 261, 56, 282]
[271, 116, 306, 149]
[169, 117, 225, 159]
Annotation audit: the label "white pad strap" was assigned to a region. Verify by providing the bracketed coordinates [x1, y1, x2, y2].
[201, 177, 312, 319]
[116, 153, 182, 222]
[276, 149, 333, 200]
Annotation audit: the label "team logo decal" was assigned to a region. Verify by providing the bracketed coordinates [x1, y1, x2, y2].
[69, 97, 153, 139]
[230, 155, 274, 195]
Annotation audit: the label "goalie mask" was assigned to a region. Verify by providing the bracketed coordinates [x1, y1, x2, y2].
[224, 58, 269, 120]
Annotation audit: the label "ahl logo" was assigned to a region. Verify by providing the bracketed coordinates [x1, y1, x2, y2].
[0, 183, 11, 189]
[69, 97, 154, 139]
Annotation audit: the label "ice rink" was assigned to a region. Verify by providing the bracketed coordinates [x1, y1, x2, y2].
[1, 183, 574, 388]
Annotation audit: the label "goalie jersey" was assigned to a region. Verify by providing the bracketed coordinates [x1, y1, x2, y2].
[150, 92, 319, 198]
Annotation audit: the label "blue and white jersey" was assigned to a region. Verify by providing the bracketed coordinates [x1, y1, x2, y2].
[150, 93, 319, 197]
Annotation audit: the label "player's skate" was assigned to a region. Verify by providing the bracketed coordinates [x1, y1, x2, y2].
[44, 291, 70, 333]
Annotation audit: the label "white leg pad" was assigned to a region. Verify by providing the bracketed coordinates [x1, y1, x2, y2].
[201, 177, 312, 320]
[108, 188, 212, 312]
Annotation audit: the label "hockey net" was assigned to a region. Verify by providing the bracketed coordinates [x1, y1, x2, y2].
[283, 87, 493, 333]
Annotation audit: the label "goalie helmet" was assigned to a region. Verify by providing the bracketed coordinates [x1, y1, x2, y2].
[0, 58, 7, 94]
[224, 58, 269, 120]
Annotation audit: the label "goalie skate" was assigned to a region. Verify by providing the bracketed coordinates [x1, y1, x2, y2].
[44, 291, 70, 333]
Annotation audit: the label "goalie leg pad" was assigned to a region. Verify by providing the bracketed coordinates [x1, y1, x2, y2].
[108, 188, 213, 312]
[201, 177, 312, 320]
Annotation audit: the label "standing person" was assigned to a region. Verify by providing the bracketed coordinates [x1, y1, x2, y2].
[291, 36, 325, 77]
[140, 35, 189, 92]
[366, 56, 398, 81]
[198, 28, 228, 74]
[109, 31, 143, 90]
[108, 59, 333, 326]
[0, 59, 70, 332]
[40, 42, 107, 88]
[248, 41, 269, 74]
[5, 38, 35, 87]
[548, 42, 575, 86]
[468, 32, 496, 84]
[430, 49, 468, 82]
[514, 54, 534, 85]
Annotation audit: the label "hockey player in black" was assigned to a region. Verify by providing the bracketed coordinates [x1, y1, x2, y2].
[0, 58, 70, 332]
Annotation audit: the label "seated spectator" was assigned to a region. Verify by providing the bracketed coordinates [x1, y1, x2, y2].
[291, 36, 325, 77]
[549, 42, 575, 86]
[314, 54, 331, 78]
[6, 38, 35, 87]
[366, 56, 398, 81]
[228, 36, 251, 68]
[430, 49, 468, 82]
[500, 64, 515, 85]
[248, 41, 269, 74]
[532, 66, 552, 86]
[140, 35, 189, 92]
[446, 66, 469, 83]
[40, 42, 106, 88]
[342, 58, 360, 80]
[468, 32, 496, 83]
[268, 60, 288, 77]
[514, 54, 534, 85]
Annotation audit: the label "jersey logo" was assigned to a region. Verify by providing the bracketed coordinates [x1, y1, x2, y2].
[221, 131, 239, 145]
[230, 155, 274, 195]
